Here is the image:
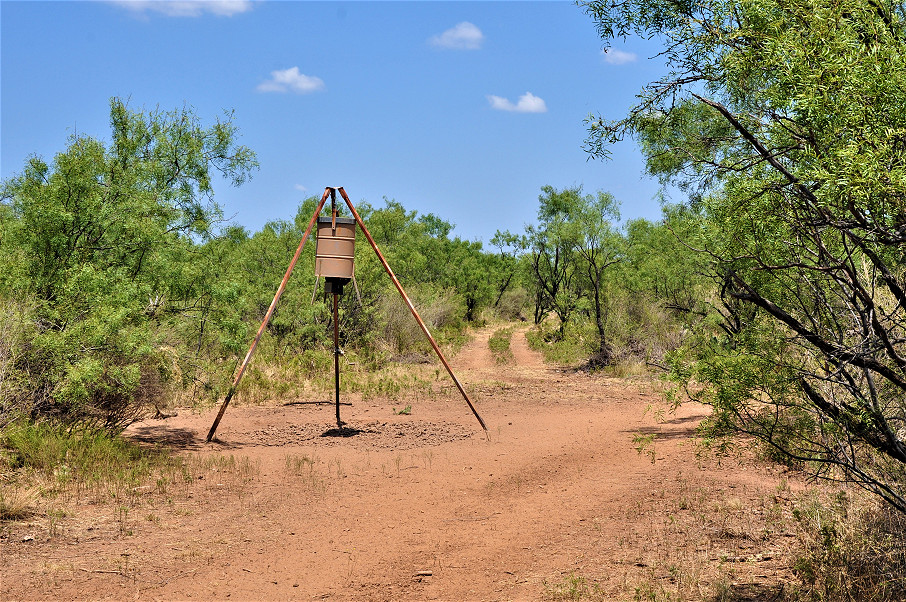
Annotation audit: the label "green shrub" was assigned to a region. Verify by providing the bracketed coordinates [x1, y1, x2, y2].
[378, 284, 464, 355]
[488, 327, 515, 364]
[527, 320, 597, 367]
[0, 297, 34, 429]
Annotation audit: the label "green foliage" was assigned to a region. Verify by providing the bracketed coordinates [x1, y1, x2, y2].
[501, 186, 702, 371]
[0, 297, 35, 430]
[0, 98, 258, 430]
[496, 185, 622, 353]
[1, 115, 509, 428]
[355, 199, 500, 324]
[488, 327, 515, 364]
[583, 0, 906, 512]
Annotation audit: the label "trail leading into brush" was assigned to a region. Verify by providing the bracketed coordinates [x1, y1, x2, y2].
[3, 324, 802, 601]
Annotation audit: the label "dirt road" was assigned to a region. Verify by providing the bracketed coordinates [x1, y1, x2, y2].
[1, 327, 803, 601]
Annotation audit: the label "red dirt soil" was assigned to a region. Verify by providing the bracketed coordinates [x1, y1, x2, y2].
[1, 326, 808, 601]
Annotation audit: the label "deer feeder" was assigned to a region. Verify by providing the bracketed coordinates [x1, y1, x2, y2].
[315, 216, 356, 295]
[315, 216, 357, 427]
[205, 186, 487, 444]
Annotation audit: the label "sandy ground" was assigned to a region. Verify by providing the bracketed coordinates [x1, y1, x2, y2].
[1, 327, 807, 601]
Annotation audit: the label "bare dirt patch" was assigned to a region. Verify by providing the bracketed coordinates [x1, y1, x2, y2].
[1, 326, 809, 601]
[243, 420, 475, 450]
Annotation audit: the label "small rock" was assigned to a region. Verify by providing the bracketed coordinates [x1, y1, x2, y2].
[22, 535, 35, 542]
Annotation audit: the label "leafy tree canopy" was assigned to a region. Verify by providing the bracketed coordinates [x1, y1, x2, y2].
[582, 0, 906, 510]
[0, 98, 258, 430]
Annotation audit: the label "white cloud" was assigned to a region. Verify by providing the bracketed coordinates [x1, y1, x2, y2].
[429, 22, 484, 50]
[294, 184, 308, 193]
[602, 48, 638, 65]
[108, 1, 255, 17]
[257, 67, 325, 94]
[487, 92, 547, 114]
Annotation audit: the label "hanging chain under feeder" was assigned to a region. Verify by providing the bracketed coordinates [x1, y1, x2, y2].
[206, 186, 488, 442]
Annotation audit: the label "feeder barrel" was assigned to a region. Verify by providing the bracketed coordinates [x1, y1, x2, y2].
[315, 217, 356, 280]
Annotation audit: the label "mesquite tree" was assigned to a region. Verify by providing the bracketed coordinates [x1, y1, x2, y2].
[0, 98, 257, 430]
[582, 0, 906, 510]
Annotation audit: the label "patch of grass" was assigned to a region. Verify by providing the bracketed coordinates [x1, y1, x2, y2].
[190, 454, 259, 497]
[597, 465, 807, 602]
[0, 421, 181, 503]
[526, 322, 595, 367]
[543, 572, 605, 601]
[488, 327, 515, 364]
[358, 373, 404, 400]
[633, 578, 672, 601]
[394, 405, 412, 415]
[792, 491, 906, 601]
[602, 360, 653, 379]
[285, 453, 317, 476]
[348, 366, 435, 403]
[231, 346, 437, 407]
[236, 348, 332, 404]
[0, 485, 37, 521]
[0, 420, 260, 530]
[283, 453, 326, 495]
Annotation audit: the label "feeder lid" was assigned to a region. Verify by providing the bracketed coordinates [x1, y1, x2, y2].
[317, 216, 356, 225]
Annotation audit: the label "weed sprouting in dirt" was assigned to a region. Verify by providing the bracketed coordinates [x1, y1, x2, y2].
[285, 453, 317, 475]
[190, 454, 260, 499]
[543, 572, 605, 601]
[632, 432, 657, 464]
[283, 453, 326, 495]
[0, 485, 37, 521]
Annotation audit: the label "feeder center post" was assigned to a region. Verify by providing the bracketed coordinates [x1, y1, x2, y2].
[333, 291, 341, 428]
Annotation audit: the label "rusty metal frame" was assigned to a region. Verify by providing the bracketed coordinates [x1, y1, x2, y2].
[335, 187, 488, 433]
[206, 188, 330, 442]
[206, 186, 488, 442]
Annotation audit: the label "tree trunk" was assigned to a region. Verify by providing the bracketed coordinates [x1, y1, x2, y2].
[588, 265, 611, 363]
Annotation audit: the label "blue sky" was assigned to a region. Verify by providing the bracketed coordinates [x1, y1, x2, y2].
[1, 0, 669, 244]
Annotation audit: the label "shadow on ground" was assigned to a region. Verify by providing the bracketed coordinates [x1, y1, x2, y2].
[283, 400, 351, 407]
[127, 425, 239, 451]
[711, 582, 787, 601]
[321, 426, 366, 438]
